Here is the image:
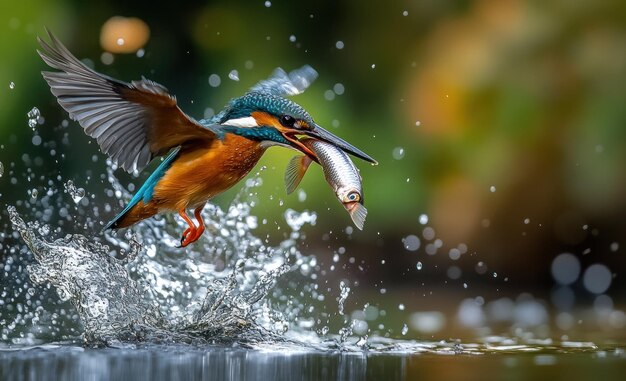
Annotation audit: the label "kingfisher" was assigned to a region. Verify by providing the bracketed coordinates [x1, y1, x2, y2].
[37, 30, 376, 247]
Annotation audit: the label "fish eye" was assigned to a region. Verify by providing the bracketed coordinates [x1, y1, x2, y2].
[280, 115, 296, 127]
[347, 192, 360, 202]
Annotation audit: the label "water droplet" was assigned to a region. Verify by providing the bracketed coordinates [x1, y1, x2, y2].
[30, 188, 38, 199]
[422, 227, 435, 240]
[490, 185, 496, 192]
[64, 180, 86, 204]
[392, 147, 405, 160]
[419, 214, 429, 225]
[101, 52, 114, 65]
[204, 107, 215, 119]
[289, 35, 296, 42]
[338, 281, 350, 315]
[402, 10, 409, 16]
[116, 38, 125, 46]
[401, 323, 409, 335]
[9, 82, 15, 89]
[228, 70, 239, 81]
[447, 266, 462, 279]
[371, 64, 376, 69]
[524, 218, 530, 224]
[402, 235, 420, 251]
[333, 83, 345, 95]
[27, 107, 41, 129]
[399, 303, 405, 311]
[551, 253, 580, 285]
[475, 261, 488, 274]
[297, 189, 307, 202]
[264, 1, 271, 7]
[610, 242, 619, 252]
[449, 248, 461, 260]
[416, 262, 422, 270]
[583, 264, 612, 294]
[0, 161, 3, 177]
[415, 120, 421, 126]
[208, 74, 221, 87]
[324, 90, 336, 101]
[136, 49, 145, 58]
[335, 41, 344, 49]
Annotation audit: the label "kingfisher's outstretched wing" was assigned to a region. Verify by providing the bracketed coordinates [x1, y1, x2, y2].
[37, 29, 216, 173]
[249, 65, 318, 97]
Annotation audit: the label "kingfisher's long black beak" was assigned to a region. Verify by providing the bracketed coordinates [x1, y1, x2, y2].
[304, 123, 378, 164]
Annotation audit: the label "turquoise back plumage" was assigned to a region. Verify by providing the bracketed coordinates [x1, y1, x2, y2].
[220, 92, 315, 125]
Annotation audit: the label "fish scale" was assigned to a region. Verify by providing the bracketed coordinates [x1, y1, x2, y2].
[308, 140, 362, 194]
[284, 138, 367, 230]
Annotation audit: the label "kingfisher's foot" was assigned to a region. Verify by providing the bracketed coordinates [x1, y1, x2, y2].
[178, 205, 207, 248]
[178, 208, 198, 248]
[180, 226, 204, 247]
[180, 226, 196, 247]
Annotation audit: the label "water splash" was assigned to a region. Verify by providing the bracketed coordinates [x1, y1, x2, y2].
[0, 118, 620, 354]
[5, 165, 320, 346]
[63, 180, 85, 204]
[8, 206, 158, 343]
[337, 281, 350, 315]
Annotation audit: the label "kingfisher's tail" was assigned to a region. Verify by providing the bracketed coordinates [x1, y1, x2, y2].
[103, 201, 158, 230]
[103, 146, 181, 232]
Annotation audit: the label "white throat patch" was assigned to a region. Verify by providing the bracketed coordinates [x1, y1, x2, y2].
[222, 116, 258, 128]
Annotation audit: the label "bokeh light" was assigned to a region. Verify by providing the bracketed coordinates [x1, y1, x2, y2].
[100, 16, 150, 53]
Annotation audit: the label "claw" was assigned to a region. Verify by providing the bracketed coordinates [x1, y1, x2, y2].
[180, 228, 197, 247]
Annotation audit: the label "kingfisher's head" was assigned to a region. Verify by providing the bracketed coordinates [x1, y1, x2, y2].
[219, 92, 377, 164]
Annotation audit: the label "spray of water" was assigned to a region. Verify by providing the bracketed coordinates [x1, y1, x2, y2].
[4, 160, 325, 346]
[0, 113, 616, 355]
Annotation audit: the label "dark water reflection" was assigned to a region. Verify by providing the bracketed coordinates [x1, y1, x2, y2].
[1, 344, 625, 381]
[0, 345, 384, 381]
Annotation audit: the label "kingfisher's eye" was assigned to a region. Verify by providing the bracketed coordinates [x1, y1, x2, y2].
[280, 115, 296, 127]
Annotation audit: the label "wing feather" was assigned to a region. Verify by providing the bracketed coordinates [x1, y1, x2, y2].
[38, 29, 216, 173]
[249, 65, 318, 97]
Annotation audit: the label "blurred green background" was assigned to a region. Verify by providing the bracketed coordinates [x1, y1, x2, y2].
[1, 0, 625, 321]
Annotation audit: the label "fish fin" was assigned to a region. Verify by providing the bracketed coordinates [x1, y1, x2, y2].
[284, 155, 312, 194]
[103, 146, 181, 231]
[348, 204, 368, 230]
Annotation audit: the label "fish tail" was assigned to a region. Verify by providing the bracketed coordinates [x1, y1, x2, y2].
[284, 155, 312, 194]
[348, 203, 368, 230]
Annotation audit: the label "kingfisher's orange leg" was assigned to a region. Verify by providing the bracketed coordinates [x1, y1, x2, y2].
[192, 204, 206, 240]
[179, 209, 197, 247]
[180, 204, 207, 247]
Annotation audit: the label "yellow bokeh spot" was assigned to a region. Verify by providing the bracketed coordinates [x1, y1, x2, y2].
[100, 16, 150, 53]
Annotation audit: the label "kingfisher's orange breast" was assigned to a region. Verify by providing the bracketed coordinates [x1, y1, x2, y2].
[151, 134, 266, 211]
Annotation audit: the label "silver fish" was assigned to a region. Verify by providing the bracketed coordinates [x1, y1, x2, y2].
[285, 138, 367, 229]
